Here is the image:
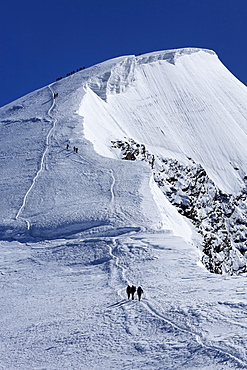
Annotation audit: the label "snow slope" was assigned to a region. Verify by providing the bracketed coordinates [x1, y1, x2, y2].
[1, 47, 247, 242]
[1, 48, 247, 368]
[1, 232, 247, 369]
[80, 48, 247, 195]
[0, 49, 201, 241]
[0, 78, 160, 239]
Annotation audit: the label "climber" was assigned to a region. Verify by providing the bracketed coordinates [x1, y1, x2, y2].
[130, 285, 136, 300]
[126, 285, 131, 299]
[137, 286, 143, 301]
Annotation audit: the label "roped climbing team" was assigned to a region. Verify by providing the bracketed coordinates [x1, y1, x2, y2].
[126, 285, 143, 301]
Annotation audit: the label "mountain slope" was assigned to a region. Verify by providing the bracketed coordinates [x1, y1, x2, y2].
[2, 48, 247, 369]
[81, 48, 247, 194]
[79, 48, 247, 275]
[1, 47, 247, 274]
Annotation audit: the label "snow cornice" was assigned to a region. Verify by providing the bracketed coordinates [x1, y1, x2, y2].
[135, 47, 216, 66]
[87, 48, 217, 101]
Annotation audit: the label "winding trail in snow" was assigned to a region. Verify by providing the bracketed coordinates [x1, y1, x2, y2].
[15, 84, 58, 230]
[108, 238, 129, 297]
[107, 235, 247, 369]
[109, 169, 115, 213]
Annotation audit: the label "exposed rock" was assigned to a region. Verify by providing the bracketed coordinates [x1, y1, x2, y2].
[112, 138, 247, 275]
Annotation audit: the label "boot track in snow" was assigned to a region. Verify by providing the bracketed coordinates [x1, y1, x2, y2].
[15, 84, 58, 231]
[106, 235, 247, 369]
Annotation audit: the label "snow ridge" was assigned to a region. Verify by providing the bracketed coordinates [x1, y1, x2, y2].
[136, 47, 216, 65]
[87, 48, 216, 102]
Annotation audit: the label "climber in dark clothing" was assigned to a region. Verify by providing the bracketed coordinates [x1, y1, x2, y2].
[126, 285, 131, 299]
[137, 286, 143, 301]
[130, 285, 136, 300]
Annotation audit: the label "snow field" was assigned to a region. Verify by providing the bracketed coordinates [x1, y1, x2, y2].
[1, 232, 247, 369]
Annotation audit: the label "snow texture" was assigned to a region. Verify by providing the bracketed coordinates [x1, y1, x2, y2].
[1, 47, 247, 368]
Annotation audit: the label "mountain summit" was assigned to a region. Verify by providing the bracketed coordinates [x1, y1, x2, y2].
[1, 47, 247, 274]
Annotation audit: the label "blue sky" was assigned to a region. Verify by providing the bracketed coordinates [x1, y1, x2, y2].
[0, 0, 246, 107]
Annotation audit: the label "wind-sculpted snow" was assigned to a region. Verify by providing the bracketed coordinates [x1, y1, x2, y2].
[88, 56, 136, 101]
[136, 47, 216, 66]
[87, 48, 215, 102]
[1, 47, 247, 250]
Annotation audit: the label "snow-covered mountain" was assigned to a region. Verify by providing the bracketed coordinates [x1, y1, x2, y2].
[1, 47, 247, 275]
[2, 48, 247, 369]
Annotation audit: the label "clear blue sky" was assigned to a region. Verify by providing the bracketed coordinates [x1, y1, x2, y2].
[1, 0, 247, 107]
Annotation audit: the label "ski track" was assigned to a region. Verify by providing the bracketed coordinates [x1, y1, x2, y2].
[15, 84, 58, 229]
[107, 236, 247, 369]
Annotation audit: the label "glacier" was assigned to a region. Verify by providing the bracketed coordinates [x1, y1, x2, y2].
[1, 48, 247, 368]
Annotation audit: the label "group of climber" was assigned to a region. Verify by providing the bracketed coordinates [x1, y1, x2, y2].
[66, 144, 78, 153]
[126, 285, 143, 301]
[55, 67, 86, 82]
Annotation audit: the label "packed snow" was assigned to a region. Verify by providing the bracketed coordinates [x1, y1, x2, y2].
[1, 232, 247, 369]
[1, 48, 247, 368]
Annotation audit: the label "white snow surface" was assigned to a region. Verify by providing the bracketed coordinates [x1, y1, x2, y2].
[1, 48, 247, 368]
[80, 48, 247, 195]
[1, 234, 247, 369]
[1, 47, 247, 239]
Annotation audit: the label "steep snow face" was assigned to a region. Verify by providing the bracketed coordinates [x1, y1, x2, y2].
[80, 48, 247, 195]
